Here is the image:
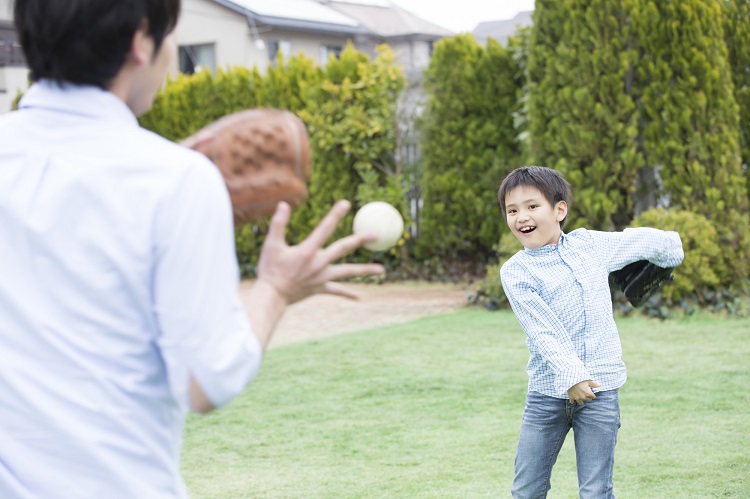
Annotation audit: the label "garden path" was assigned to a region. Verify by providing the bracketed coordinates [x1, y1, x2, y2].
[238, 280, 471, 347]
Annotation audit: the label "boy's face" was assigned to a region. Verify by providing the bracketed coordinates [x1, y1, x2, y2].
[504, 185, 568, 250]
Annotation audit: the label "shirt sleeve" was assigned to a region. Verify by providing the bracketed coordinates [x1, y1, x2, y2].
[152, 156, 262, 409]
[589, 227, 685, 273]
[501, 261, 592, 393]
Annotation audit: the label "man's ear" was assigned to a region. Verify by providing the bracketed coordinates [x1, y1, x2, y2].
[128, 20, 153, 67]
[555, 200, 568, 222]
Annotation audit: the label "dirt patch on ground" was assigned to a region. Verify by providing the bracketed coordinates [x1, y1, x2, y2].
[238, 280, 472, 348]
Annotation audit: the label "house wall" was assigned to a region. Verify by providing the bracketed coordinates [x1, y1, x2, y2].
[262, 28, 354, 66]
[0, 0, 10, 20]
[0, 66, 27, 112]
[389, 40, 432, 72]
[177, 0, 361, 74]
[0, 0, 28, 112]
[175, 0, 263, 74]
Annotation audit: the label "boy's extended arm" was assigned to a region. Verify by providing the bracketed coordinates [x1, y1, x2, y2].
[593, 227, 684, 273]
[501, 264, 593, 394]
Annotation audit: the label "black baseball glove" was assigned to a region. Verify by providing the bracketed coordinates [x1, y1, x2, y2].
[610, 260, 675, 307]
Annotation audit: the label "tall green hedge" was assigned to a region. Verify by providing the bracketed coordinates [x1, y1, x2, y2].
[417, 34, 522, 264]
[139, 45, 405, 275]
[723, 0, 750, 197]
[526, 0, 750, 292]
[632, 0, 745, 217]
[528, 0, 647, 231]
[139, 66, 266, 141]
[528, 0, 746, 222]
[632, 0, 750, 286]
[295, 45, 406, 246]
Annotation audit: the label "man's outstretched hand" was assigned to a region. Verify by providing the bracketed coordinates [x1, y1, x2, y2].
[248, 200, 384, 348]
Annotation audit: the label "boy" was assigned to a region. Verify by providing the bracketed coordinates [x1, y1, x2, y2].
[0, 1, 383, 497]
[498, 166, 683, 498]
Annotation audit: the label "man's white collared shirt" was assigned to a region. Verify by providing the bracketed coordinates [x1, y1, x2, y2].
[0, 81, 262, 498]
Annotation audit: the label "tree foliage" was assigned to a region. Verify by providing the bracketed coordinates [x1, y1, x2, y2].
[526, 0, 749, 292]
[723, 0, 750, 196]
[417, 34, 522, 263]
[529, 0, 648, 230]
[139, 46, 405, 275]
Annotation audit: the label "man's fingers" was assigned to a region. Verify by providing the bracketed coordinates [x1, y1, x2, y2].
[265, 202, 291, 245]
[303, 200, 351, 249]
[321, 281, 362, 300]
[322, 263, 385, 282]
[322, 232, 379, 262]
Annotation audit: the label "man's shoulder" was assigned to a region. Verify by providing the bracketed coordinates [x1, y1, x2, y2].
[133, 127, 204, 162]
[127, 127, 221, 180]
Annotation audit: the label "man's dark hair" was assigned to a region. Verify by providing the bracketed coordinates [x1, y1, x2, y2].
[497, 166, 573, 229]
[14, 0, 181, 89]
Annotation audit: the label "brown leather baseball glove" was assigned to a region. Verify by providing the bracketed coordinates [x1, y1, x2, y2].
[181, 109, 312, 226]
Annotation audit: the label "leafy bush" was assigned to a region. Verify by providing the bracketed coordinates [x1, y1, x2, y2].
[139, 46, 405, 277]
[627, 208, 750, 317]
[417, 35, 522, 264]
[469, 232, 522, 310]
[630, 208, 721, 301]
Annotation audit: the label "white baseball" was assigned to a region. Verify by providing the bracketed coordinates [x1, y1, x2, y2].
[352, 201, 404, 252]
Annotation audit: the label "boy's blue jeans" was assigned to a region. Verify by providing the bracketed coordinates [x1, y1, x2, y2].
[511, 389, 620, 499]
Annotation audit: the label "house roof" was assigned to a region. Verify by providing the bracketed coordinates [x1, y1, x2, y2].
[212, 0, 370, 36]
[321, 0, 454, 40]
[473, 10, 533, 45]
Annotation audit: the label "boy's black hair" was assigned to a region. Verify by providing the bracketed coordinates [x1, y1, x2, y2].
[497, 166, 573, 229]
[14, 0, 181, 89]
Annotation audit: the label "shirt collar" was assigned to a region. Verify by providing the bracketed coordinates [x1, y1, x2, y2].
[19, 79, 138, 128]
[523, 231, 566, 254]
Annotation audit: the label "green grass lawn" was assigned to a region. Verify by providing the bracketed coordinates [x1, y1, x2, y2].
[182, 309, 750, 498]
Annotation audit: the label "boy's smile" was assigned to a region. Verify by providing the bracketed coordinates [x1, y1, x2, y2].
[505, 185, 568, 250]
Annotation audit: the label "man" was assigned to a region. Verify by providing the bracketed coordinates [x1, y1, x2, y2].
[0, 1, 383, 497]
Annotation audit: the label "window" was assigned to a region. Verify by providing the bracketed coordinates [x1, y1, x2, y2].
[267, 40, 292, 66]
[319, 45, 343, 65]
[0, 21, 26, 68]
[178, 43, 216, 75]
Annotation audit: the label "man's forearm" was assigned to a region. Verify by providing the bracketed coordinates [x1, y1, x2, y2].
[245, 278, 289, 350]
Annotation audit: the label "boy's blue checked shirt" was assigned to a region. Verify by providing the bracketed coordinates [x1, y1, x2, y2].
[501, 227, 684, 399]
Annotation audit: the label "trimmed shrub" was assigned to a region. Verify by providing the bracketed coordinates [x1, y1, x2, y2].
[417, 34, 522, 266]
[470, 232, 523, 310]
[139, 46, 406, 276]
[630, 209, 721, 302]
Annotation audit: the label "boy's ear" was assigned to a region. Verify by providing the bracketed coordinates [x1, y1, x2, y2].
[555, 200, 568, 222]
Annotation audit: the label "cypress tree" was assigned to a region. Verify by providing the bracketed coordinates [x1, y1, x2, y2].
[633, 0, 745, 216]
[723, 0, 750, 197]
[528, 0, 749, 286]
[527, 0, 642, 230]
[632, 0, 749, 283]
[417, 34, 521, 265]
